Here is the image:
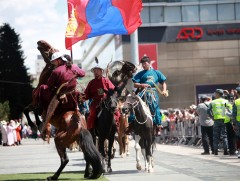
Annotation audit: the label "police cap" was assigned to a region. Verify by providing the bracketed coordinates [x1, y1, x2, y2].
[215, 89, 224, 95]
[236, 86, 240, 93]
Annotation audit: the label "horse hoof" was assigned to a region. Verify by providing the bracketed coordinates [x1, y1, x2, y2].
[126, 152, 130, 156]
[136, 165, 142, 170]
[107, 167, 112, 172]
[84, 173, 90, 178]
[148, 168, 154, 173]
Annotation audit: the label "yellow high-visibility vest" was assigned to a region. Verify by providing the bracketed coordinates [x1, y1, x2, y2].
[235, 98, 240, 122]
[211, 98, 228, 120]
[224, 103, 232, 124]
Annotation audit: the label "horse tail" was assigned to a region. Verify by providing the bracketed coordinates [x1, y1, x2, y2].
[79, 129, 103, 179]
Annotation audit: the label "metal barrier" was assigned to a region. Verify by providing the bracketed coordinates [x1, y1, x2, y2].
[157, 117, 202, 147]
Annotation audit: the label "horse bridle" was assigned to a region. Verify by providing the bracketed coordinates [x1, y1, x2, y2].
[101, 96, 117, 112]
[125, 97, 151, 125]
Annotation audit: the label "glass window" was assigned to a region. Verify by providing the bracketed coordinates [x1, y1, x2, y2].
[236, 3, 240, 20]
[200, 4, 217, 22]
[164, 6, 181, 23]
[182, 5, 199, 22]
[141, 7, 150, 23]
[218, 4, 235, 21]
[150, 6, 164, 23]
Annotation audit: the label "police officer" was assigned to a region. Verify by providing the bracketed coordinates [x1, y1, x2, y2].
[207, 89, 229, 155]
[223, 91, 236, 155]
[232, 86, 240, 158]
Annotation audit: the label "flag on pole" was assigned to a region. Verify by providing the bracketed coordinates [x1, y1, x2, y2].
[65, 0, 142, 50]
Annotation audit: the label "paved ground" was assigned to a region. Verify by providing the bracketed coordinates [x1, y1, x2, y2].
[0, 138, 240, 181]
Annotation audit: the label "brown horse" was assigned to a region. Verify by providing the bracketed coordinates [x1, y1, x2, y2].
[47, 110, 103, 180]
[117, 100, 129, 157]
[24, 40, 58, 132]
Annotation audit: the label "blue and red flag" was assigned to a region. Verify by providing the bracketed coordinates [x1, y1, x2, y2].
[65, 0, 142, 50]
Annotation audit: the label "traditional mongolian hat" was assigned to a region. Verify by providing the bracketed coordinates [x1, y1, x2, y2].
[50, 52, 67, 62]
[91, 57, 104, 72]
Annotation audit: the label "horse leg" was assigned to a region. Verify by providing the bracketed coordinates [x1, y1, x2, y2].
[111, 140, 116, 159]
[23, 106, 37, 130]
[107, 135, 114, 172]
[118, 134, 124, 157]
[135, 135, 142, 170]
[47, 132, 69, 180]
[98, 137, 106, 173]
[125, 135, 130, 156]
[33, 111, 42, 128]
[145, 138, 154, 173]
[139, 139, 148, 171]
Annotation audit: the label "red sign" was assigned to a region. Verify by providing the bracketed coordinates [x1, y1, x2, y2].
[138, 44, 158, 70]
[177, 27, 203, 40]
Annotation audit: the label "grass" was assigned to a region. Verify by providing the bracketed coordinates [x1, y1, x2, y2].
[0, 171, 108, 181]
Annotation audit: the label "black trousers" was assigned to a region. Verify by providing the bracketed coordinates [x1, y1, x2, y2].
[225, 122, 236, 153]
[201, 126, 214, 153]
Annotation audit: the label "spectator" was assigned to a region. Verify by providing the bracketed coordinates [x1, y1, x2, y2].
[1, 120, 8, 146]
[196, 95, 214, 155]
[22, 124, 28, 139]
[15, 120, 22, 145]
[7, 120, 19, 146]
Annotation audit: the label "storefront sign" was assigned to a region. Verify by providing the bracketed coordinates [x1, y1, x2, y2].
[177, 27, 203, 40]
[207, 28, 240, 35]
[123, 23, 240, 43]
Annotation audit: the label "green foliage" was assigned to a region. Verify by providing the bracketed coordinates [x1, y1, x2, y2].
[0, 101, 10, 121]
[0, 23, 33, 119]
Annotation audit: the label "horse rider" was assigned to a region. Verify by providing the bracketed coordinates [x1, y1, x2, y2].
[83, 64, 120, 136]
[36, 52, 85, 118]
[127, 55, 168, 135]
[232, 86, 240, 158]
[207, 89, 230, 155]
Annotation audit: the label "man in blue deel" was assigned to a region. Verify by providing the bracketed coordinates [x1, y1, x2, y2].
[129, 55, 168, 135]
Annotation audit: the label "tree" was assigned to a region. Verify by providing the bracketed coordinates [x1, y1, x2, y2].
[0, 23, 33, 119]
[0, 101, 10, 121]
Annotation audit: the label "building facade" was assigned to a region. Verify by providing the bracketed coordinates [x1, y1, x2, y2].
[78, 0, 240, 108]
[122, 0, 240, 108]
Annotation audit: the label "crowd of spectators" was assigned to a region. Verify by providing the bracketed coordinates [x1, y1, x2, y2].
[0, 119, 39, 146]
[158, 89, 240, 158]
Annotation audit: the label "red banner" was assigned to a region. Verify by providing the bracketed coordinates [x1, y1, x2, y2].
[138, 44, 158, 70]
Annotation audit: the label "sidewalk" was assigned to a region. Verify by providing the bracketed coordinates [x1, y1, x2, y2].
[0, 138, 240, 181]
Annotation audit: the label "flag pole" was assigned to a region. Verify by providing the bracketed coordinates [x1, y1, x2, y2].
[130, 29, 139, 91]
[70, 50, 73, 60]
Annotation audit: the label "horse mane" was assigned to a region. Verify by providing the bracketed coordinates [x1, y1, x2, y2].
[136, 95, 152, 122]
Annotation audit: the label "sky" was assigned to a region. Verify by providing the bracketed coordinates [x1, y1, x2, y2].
[0, 0, 72, 74]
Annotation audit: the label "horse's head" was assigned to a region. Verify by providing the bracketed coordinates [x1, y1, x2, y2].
[102, 89, 118, 113]
[122, 94, 139, 113]
[37, 40, 59, 63]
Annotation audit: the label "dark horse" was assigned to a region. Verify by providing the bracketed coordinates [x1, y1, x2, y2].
[124, 93, 154, 172]
[88, 89, 118, 174]
[47, 111, 103, 180]
[23, 40, 58, 132]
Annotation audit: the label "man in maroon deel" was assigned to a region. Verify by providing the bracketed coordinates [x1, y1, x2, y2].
[84, 65, 117, 132]
[37, 52, 85, 113]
